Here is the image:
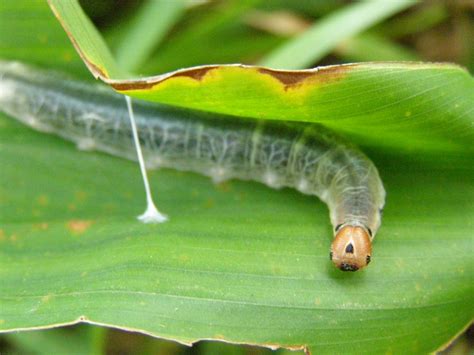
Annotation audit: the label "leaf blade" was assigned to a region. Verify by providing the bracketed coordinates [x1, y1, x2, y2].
[47, 0, 123, 78]
[0, 114, 472, 353]
[114, 0, 186, 73]
[45, 0, 474, 156]
[259, 0, 415, 69]
[112, 62, 474, 154]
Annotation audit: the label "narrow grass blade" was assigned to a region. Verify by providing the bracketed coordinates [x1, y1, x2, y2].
[259, 0, 415, 69]
[115, 0, 186, 73]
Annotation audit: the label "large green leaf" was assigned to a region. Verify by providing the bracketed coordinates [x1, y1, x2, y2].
[0, 109, 472, 354]
[111, 62, 473, 155]
[46, 0, 473, 155]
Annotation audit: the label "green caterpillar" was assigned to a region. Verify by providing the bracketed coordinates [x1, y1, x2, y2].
[0, 61, 386, 271]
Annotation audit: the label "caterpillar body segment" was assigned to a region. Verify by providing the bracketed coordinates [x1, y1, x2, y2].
[0, 61, 386, 271]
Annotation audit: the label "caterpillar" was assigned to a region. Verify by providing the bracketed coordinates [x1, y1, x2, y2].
[0, 61, 385, 271]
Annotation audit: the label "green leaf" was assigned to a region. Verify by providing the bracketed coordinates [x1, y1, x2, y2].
[46, 0, 473, 156]
[0, 0, 87, 77]
[258, 0, 415, 69]
[2, 325, 104, 355]
[116, 62, 474, 155]
[379, 2, 449, 38]
[0, 110, 472, 354]
[335, 32, 421, 62]
[139, 0, 281, 75]
[47, 0, 124, 78]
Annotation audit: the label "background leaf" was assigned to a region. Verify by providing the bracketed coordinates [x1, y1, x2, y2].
[114, 0, 186, 73]
[335, 33, 421, 62]
[48, 0, 124, 78]
[138, 0, 277, 74]
[0, 0, 87, 77]
[258, 0, 415, 69]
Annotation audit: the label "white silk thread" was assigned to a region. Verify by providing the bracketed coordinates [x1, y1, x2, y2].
[125, 95, 168, 223]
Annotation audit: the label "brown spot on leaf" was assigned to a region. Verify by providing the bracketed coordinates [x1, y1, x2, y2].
[67, 220, 92, 234]
[111, 63, 352, 93]
[258, 68, 315, 87]
[110, 80, 153, 91]
[111, 66, 219, 91]
[172, 66, 216, 81]
[258, 64, 352, 89]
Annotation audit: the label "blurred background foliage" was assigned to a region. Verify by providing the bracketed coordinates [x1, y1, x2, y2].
[83, 0, 473, 74]
[0, 0, 473, 354]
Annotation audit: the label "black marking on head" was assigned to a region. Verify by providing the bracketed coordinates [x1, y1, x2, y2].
[366, 255, 371, 265]
[379, 207, 384, 215]
[335, 223, 343, 232]
[345, 243, 354, 254]
[364, 225, 372, 238]
[329, 251, 333, 260]
[340, 263, 358, 272]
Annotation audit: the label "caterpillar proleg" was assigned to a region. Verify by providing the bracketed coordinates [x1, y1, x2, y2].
[0, 61, 386, 271]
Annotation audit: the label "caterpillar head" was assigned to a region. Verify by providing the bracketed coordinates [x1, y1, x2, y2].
[330, 225, 372, 271]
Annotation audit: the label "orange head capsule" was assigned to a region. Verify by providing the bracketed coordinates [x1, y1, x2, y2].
[330, 225, 372, 271]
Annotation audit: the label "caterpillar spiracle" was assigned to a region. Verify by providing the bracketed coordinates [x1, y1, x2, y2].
[0, 61, 386, 272]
